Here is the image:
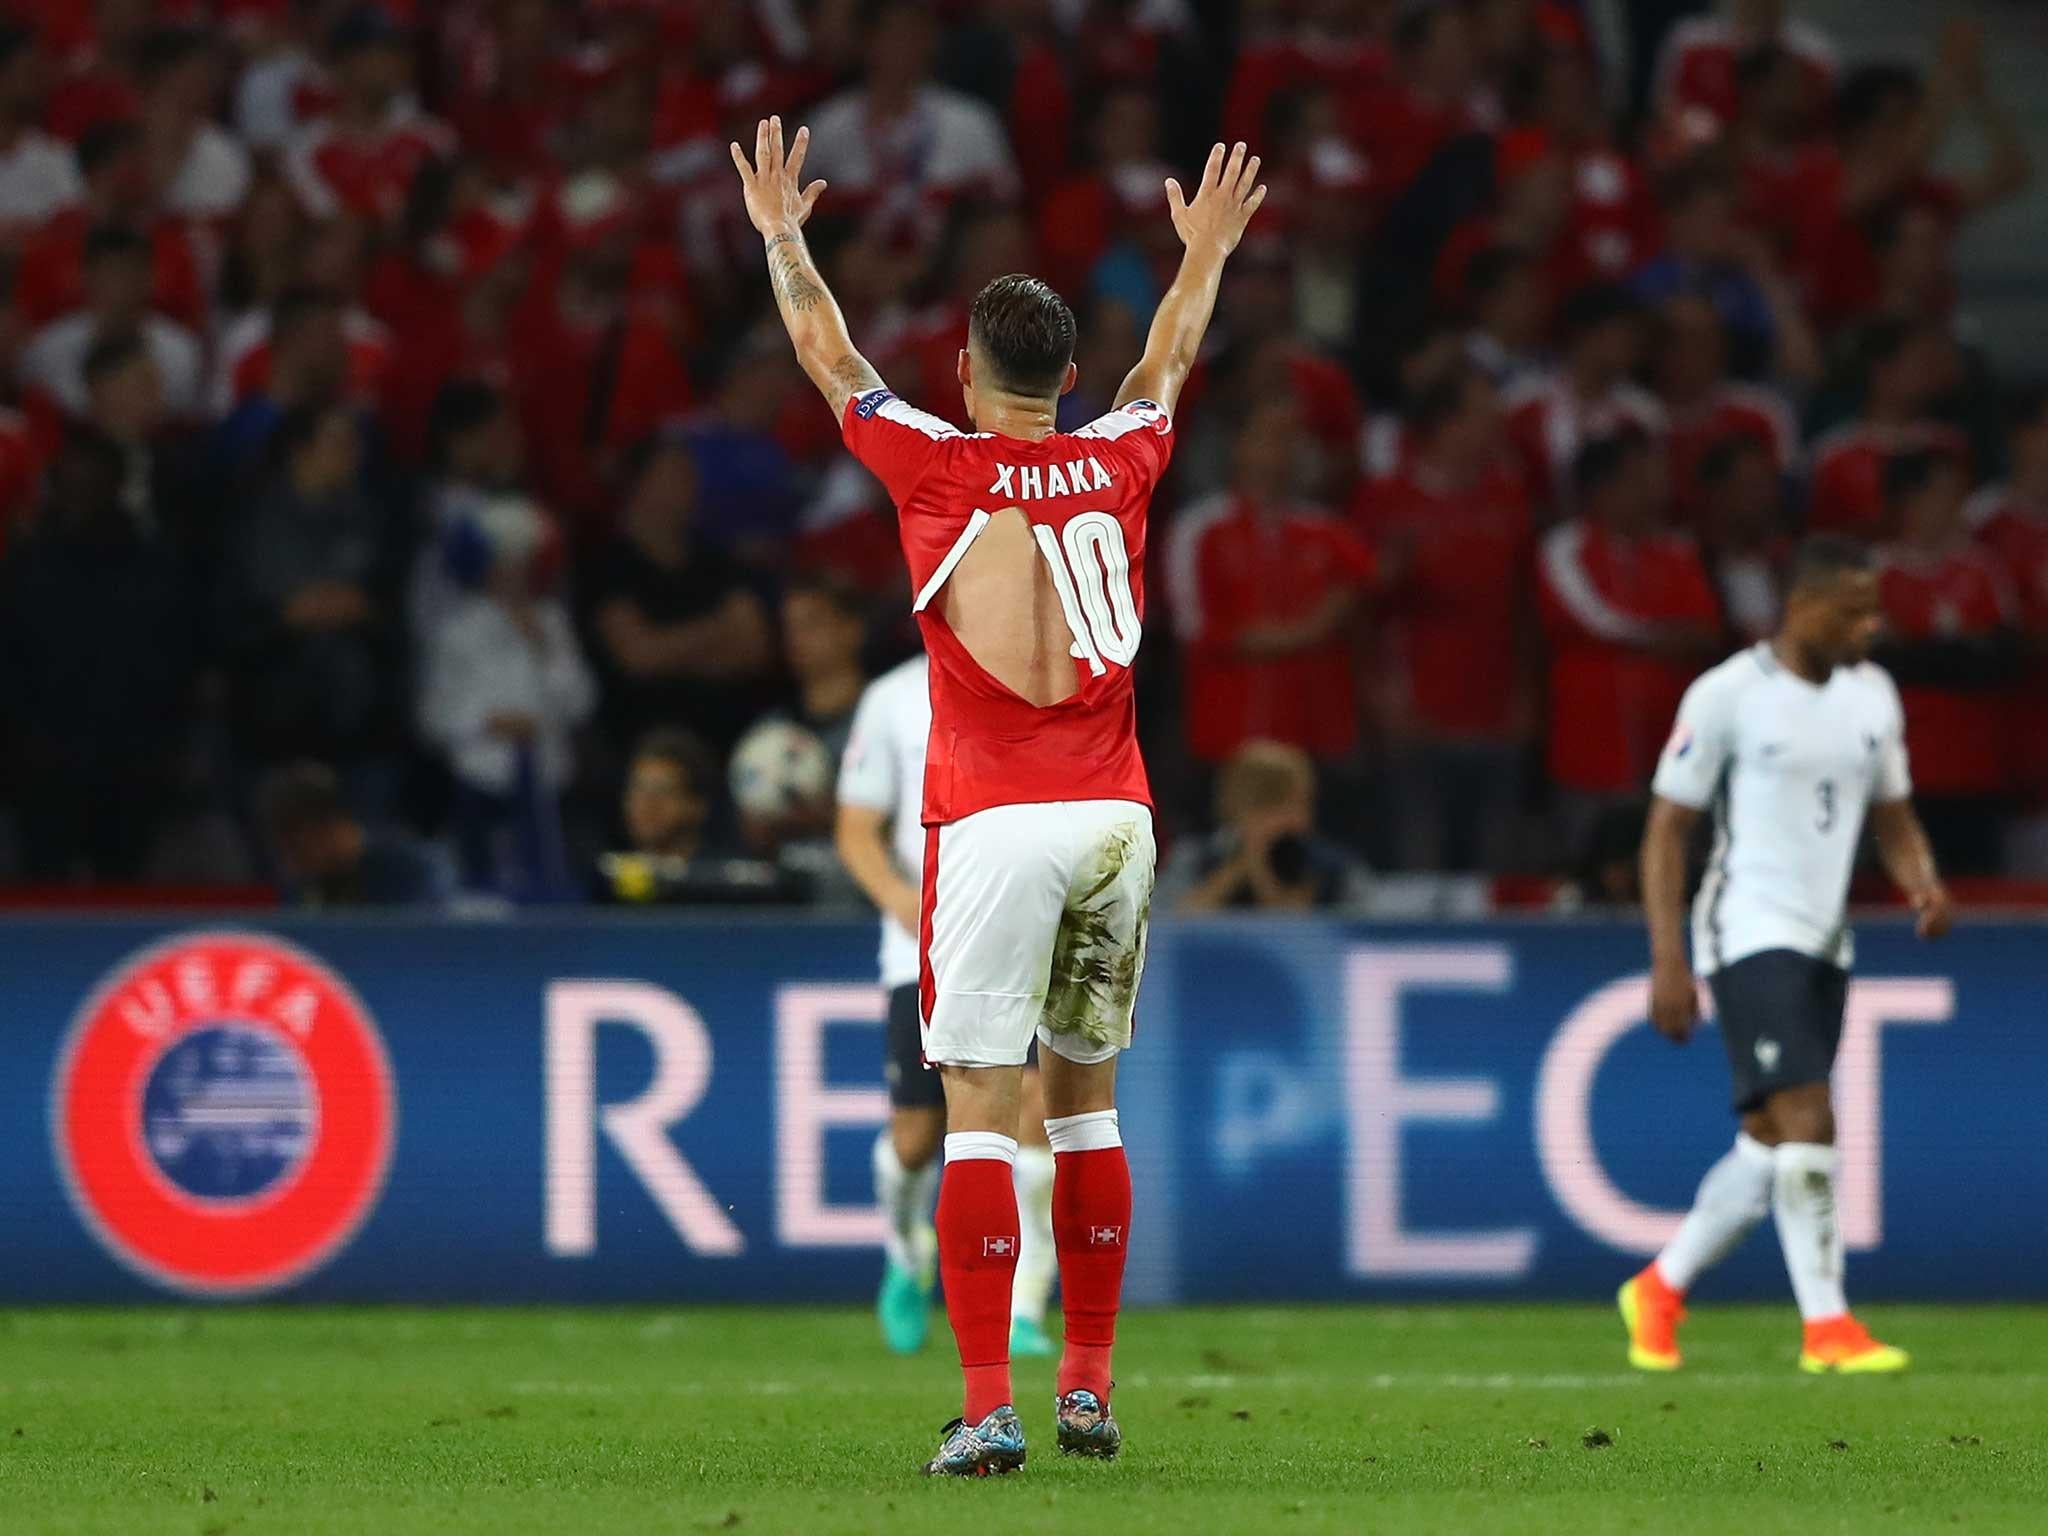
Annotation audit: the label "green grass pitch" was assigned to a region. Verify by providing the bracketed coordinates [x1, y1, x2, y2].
[2, 1304, 2042, 1534]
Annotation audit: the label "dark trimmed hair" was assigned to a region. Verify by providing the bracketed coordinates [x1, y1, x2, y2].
[1575, 426, 1654, 499]
[784, 567, 868, 623]
[631, 728, 716, 800]
[1697, 430, 1771, 490]
[1406, 355, 1481, 438]
[968, 273, 1077, 397]
[84, 224, 151, 268]
[1558, 282, 1643, 345]
[1882, 445, 1962, 508]
[1789, 533, 1874, 594]
[1464, 241, 1532, 307]
[83, 330, 148, 388]
[77, 120, 141, 180]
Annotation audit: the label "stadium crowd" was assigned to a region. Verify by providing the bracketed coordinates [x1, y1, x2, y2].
[1, 0, 2045, 906]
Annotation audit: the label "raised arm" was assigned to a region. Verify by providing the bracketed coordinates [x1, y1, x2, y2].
[1115, 141, 1268, 415]
[730, 116, 883, 417]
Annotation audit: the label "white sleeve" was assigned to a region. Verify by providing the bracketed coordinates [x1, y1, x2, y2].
[1649, 670, 1736, 809]
[836, 680, 899, 812]
[1872, 670, 1913, 803]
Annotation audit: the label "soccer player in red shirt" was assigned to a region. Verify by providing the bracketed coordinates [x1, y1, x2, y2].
[733, 119, 1266, 1476]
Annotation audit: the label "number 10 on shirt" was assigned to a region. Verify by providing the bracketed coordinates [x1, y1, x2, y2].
[1035, 511, 1141, 675]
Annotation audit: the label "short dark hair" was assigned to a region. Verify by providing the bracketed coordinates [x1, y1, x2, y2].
[77, 120, 141, 180]
[1575, 427, 1652, 499]
[1559, 282, 1642, 344]
[136, 24, 209, 86]
[1882, 446, 1961, 508]
[968, 273, 1077, 396]
[784, 567, 868, 623]
[1733, 43, 1793, 100]
[84, 224, 151, 267]
[1839, 63, 1922, 141]
[275, 402, 346, 466]
[83, 330, 148, 388]
[1464, 241, 1532, 306]
[426, 379, 507, 469]
[1406, 355, 1480, 438]
[1697, 430, 1770, 490]
[631, 728, 716, 799]
[1789, 533, 1874, 594]
[273, 283, 344, 339]
[259, 761, 349, 841]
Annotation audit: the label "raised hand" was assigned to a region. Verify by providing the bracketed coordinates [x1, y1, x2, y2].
[1164, 142, 1267, 260]
[730, 116, 827, 238]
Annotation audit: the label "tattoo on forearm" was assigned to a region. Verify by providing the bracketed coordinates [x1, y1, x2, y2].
[764, 232, 798, 251]
[771, 248, 825, 313]
[828, 354, 879, 392]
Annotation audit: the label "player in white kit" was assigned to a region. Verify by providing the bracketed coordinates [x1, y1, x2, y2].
[835, 655, 1059, 1359]
[1622, 535, 1953, 1373]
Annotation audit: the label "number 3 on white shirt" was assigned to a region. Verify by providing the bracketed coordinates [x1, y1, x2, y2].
[1034, 511, 1142, 675]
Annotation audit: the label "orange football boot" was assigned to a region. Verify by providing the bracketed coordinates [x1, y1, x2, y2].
[1618, 1263, 1686, 1371]
[1799, 1314, 1909, 1374]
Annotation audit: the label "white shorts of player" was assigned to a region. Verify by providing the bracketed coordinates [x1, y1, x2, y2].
[919, 799, 1156, 1070]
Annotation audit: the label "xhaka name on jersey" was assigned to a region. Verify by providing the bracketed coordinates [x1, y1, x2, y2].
[986, 457, 1116, 501]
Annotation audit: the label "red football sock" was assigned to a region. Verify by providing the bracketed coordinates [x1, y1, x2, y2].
[1052, 1143, 1131, 1401]
[937, 1145, 1019, 1424]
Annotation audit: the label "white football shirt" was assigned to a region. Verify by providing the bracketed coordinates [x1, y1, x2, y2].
[1651, 643, 1911, 974]
[836, 655, 932, 989]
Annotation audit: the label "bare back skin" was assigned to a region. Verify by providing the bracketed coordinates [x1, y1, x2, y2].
[939, 506, 1080, 707]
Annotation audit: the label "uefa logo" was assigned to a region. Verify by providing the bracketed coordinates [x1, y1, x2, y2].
[50, 932, 397, 1297]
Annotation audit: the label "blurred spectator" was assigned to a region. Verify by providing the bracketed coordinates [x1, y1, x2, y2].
[75, 331, 191, 543]
[1653, 0, 1838, 135]
[1036, 84, 1168, 302]
[215, 220, 395, 417]
[1167, 399, 1376, 765]
[592, 727, 801, 905]
[1632, 157, 1819, 382]
[1807, 318, 1968, 540]
[1695, 432, 1789, 644]
[1221, 0, 1390, 153]
[139, 24, 252, 226]
[259, 760, 453, 908]
[211, 287, 355, 486]
[1559, 796, 1650, 911]
[1517, 42, 1657, 292]
[231, 1, 319, 153]
[1163, 739, 1369, 911]
[942, 0, 1073, 203]
[0, 25, 81, 238]
[283, 6, 453, 225]
[1971, 389, 2048, 865]
[221, 403, 401, 777]
[682, 337, 808, 563]
[1460, 241, 1549, 392]
[21, 224, 202, 419]
[804, 0, 1020, 252]
[1537, 429, 1721, 851]
[1652, 293, 1797, 524]
[1804, 27, 2031, 333]
[1875, 449, 2018, 874]
[1360, 359, 1534, 871]
[581, 430, 775, 752]
[729, 572, 874, 903]
[419, 494, 596, 894]
[1505, 284, 1664, 517]
[1360, 0, 1490, 209]
[1, 430, 193, 880]
[14, 119, 205, 331]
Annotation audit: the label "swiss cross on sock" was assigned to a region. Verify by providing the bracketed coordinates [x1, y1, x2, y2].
[1089, 1225, 1124, 1247]
[983, 1235, 1016, 1257]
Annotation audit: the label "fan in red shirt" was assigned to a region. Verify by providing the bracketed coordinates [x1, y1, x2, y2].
[1968, 388, 2048, 805]
[1807, 317, 1968, 540]
[1504, 283, 1664, 518]
[1537, 427, 1722, 841]
[1520, 44, 1658, 290]
[1875, 448, 2019, 872]
[1035, 85, 1170, 304]
[1166, 398, 1375, 764]
[1652, 294, 1797, 527]
[13, 119, 205, 332]
[1358, 356, 1536, 871]
[1355, 0, 1491, 208]
[282, 6, 453, 226]
[1695, 431, 1792, 645]
[1652, 0, 1838, 137]
[1221, 0, 1390, 152]
[734, 119, 1267, 1475]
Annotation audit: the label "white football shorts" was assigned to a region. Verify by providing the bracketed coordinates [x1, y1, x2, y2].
[918, 798, 1156, 1069]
